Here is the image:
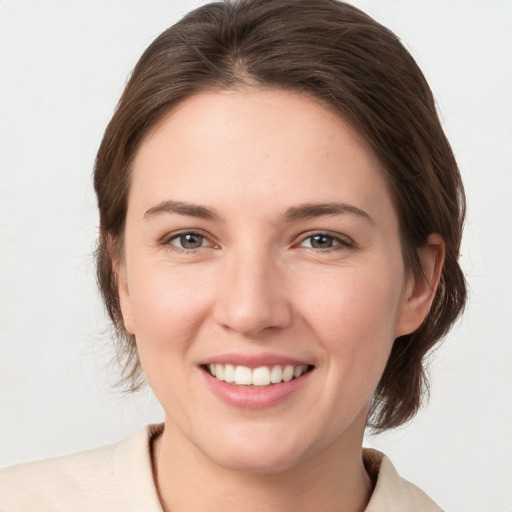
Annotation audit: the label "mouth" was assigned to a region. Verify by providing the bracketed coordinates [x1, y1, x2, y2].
[203, 363, 314, 387]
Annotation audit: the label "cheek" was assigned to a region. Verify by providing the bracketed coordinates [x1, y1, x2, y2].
[296, 265, 404, 372]
[125, 262, 216, 404]
[127, 261, 213, 349]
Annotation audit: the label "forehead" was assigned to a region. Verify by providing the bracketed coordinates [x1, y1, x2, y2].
[129, 88, 395, 224]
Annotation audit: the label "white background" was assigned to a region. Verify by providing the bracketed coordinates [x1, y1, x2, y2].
[1, 1, 511, 510]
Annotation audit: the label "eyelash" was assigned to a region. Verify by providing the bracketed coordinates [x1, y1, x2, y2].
[161, 230, 354, 254]
[161, 230, 214, 253]
[297, 231, 354, 252]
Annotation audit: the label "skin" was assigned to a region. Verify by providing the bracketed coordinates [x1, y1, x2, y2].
[116, 88, 444, 512]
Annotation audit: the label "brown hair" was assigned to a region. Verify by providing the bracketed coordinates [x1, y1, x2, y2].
[94, 0, 466, 430]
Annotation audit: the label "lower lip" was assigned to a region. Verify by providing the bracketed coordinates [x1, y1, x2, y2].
[202, 368, 312, 409]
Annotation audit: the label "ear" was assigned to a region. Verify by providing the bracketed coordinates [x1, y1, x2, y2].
[395, 234, 445, 337]
[108, 236, 136, 335]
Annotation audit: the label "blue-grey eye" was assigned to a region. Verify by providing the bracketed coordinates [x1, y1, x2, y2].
[172, 233, 205, 249]
[304, 234, 338, 249]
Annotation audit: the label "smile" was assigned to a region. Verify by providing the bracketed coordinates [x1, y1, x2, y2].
[207, 364, 311, 386]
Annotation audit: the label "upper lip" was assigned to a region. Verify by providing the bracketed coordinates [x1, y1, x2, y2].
[201, 352, 313, 369]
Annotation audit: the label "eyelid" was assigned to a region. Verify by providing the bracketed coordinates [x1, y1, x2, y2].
[295, 230, 355, 250]
[159, 228, 354, 252]
[160, 229, 218, 249]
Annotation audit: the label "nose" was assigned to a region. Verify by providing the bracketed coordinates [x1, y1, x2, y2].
[212, 250, 293, 338]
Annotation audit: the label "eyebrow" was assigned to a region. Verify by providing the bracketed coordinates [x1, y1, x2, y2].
[144, 200, 221, 220]
[282, 202, 374, 224]
[143, 200, 373, 224]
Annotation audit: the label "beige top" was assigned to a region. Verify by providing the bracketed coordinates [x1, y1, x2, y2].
[0, 423, 442, 511]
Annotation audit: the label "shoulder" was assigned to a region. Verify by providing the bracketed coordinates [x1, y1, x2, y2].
[364, 448, 443, 512]
[1, 441, 119, 511]
[0, 424, 164, 512]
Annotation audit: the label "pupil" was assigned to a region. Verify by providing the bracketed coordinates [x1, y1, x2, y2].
[311, 235, 332, 248]
[181, 234, 202, 249]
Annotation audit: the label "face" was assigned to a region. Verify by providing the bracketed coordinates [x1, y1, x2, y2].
[118, 88, 431, 473]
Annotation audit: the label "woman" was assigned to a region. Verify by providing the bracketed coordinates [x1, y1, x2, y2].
[1, 0, 466, 510]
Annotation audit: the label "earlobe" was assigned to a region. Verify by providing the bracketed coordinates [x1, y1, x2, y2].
[108, 236, 136, 335]
[395, 234, 445, 337]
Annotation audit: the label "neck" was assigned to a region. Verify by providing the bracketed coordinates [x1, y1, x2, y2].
[153, 416, 373, 512]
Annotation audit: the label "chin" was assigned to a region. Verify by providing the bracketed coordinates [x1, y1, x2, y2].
[211, 447, 304, 475]
[198, 426, 314, 475]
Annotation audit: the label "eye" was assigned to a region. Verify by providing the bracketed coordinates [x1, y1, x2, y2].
[299, 233, 351, 250]
[168, 232, 209, 250]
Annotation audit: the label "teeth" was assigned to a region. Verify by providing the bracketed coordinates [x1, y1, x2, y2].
[207, 364, 308, 386]
[224, 363, 235, 383]
[282, 365, 294, 382]
[293, 365, 305, 378]
[270, 365, 283, 383]
[234, 366, 252, 385]
[252, 367, 270, 386]
[215, 364, 224, 381]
